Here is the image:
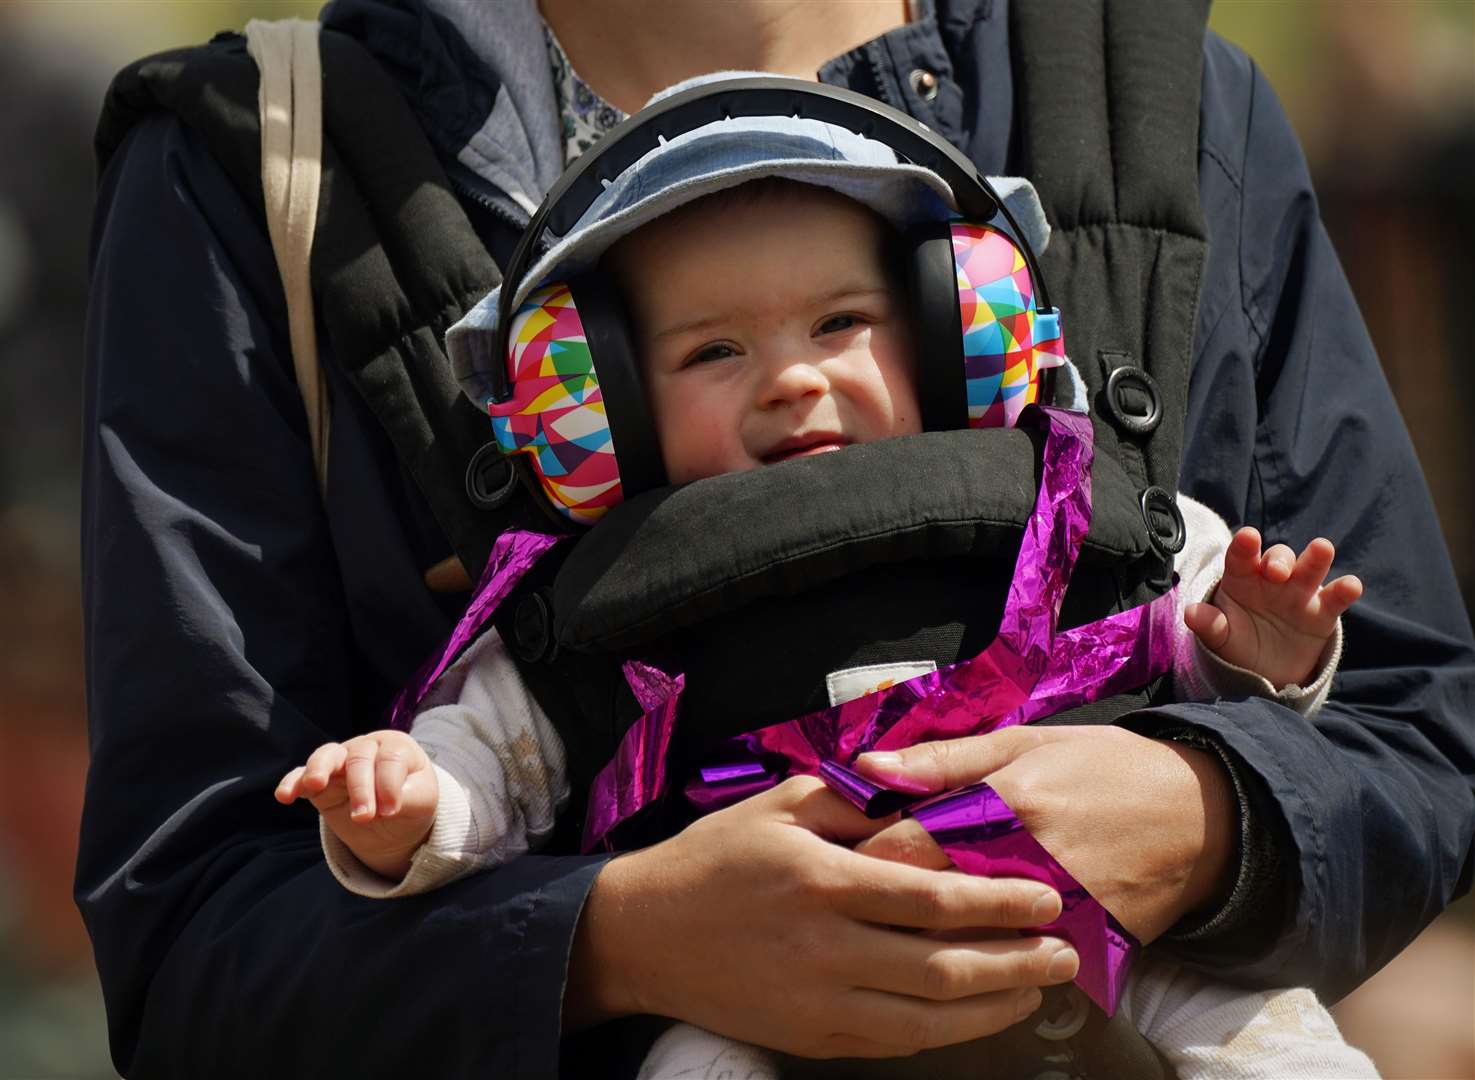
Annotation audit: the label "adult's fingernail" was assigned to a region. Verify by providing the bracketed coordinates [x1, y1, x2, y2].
[854, 753, 934, 795]
[1031, 891, 1062, 923]
[1015, 988, 1043, 1021]
[1047, 945, 1080, 982]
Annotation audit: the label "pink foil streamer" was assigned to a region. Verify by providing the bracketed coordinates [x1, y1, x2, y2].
[1000, 589, 1181, 727]
[388, 530, 561, 730]
[905, 782, 1138, 1015]
[817, 758, 922, 818]
[684, 760, 784, 815]
[582, 676, 685, 852]
[622, 658, 683, 712]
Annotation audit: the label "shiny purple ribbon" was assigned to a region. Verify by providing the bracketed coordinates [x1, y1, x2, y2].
[581, 664, 686, 851]
[813, 762, 1137, 1013]
[387, 530, 561, 730]
[905, 782, 1138, 1015]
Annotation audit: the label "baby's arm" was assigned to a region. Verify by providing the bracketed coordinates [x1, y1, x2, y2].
[1186, 527, 1362, 691]
[1172, 496, 1363, 712]
[276, 628, 570, 897]
[275, 730, 438, 881]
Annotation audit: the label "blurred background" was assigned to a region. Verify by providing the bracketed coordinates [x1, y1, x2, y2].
[0, 1, 1470, 1077]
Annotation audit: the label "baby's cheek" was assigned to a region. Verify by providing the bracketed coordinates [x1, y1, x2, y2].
[657, 415, 735, 484]
[890, 404, 922, 438]
[870, 333, 922, 436]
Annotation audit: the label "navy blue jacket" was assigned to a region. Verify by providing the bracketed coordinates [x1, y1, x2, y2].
[79, 0, 1475, 1076]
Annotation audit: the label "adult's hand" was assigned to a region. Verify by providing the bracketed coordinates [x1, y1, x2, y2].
[851, 726, 1235, 943]
[564, 776, 1082, 1058]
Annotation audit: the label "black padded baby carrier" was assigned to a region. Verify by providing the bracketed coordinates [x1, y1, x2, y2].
[511, 1, 1210, 834]
[96, 2, 1209, 1075]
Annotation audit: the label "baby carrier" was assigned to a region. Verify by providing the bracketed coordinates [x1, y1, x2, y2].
[96, 1, 1209, 1074]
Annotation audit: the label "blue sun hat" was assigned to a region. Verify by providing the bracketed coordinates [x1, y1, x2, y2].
[445, 72, 1079, 524]
[447, 71, 1052, 406]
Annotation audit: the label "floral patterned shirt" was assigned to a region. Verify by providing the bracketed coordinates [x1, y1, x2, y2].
[544, 22, 626, 167]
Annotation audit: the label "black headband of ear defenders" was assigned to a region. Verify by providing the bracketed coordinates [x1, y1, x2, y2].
[488, 75, 1055, 405]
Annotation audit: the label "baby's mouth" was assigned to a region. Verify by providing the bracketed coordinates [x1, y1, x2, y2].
[761, 434, 850, 464]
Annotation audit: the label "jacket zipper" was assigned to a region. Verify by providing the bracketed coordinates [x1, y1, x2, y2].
[446, 160, 532, 236]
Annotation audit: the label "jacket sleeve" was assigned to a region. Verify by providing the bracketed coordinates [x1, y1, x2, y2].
[79, 114, 608, 1078]
[1127, 38, 1475, 999]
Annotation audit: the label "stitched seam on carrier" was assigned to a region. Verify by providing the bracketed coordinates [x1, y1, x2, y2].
[579, 511, 1144, 648]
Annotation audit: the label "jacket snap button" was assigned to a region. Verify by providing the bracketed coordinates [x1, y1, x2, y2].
[1106, 365, 1162, 435]
[1033, 985, 1090, 1042]
[512, 591, 554, 663]
[909, 68, 940, 102]
[1140, 484, 1187, 557]
[465, 443, 519, 510]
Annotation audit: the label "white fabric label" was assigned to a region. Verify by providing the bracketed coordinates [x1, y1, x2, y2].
[826, 661, 938, 707]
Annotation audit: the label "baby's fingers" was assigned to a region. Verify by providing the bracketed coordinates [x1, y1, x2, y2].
[299, 743, 348, 796]
[1289, 538, 1336, 594]
[374, 742, 419, 818]
[342, 737, 382, 822]
[1318, 574, 1364, 619]
[1259, 543, 1297, 584]
[274, 765, 307, 804]
[1222, 527, 1263, 582]
[1184, 602, 1231, 652]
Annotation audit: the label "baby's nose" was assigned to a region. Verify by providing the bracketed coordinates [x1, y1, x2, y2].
[760, 358, 830, 408]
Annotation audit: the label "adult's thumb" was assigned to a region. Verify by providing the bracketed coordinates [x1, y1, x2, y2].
[852, 727, 1048, 794]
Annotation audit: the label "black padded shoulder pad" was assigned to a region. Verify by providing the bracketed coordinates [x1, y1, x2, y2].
[95, 28, 542, 575]
[553, 427, 1152, 652]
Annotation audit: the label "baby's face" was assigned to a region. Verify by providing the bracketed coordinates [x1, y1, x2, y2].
[609, 187, 921, 484]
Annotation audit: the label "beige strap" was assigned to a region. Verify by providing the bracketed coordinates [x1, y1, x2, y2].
[246, 19, 330, 496]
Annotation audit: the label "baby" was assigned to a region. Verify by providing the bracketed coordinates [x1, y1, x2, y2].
[278, 141, 1373, 1076]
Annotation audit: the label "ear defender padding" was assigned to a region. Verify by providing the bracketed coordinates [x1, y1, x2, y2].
[909, 221, 1065, 432]
[487, 278, 665, 525]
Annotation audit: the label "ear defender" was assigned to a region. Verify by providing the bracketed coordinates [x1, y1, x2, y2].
[486, 275, 664, 525]
[909, 220, 1065, 433]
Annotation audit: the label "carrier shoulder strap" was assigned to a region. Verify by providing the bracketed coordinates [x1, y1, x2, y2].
[1012, 0, 1211, 582]
[96, 28, 545, 579]
[243, 19, 330, 496]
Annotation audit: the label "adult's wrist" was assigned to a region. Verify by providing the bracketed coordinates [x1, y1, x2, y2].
[1160, 741, 1236, 917]
[563, 849, 652, 1030]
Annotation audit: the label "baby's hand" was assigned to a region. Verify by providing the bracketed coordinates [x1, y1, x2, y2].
[275, 730, 439, 882]
[1185, 528, 1363, 690]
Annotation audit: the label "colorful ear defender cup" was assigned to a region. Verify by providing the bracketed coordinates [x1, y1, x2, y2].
[909, 221, 1064, 433]
[486, 276, 664, 524]
[488, 284, 616, 525]
[951, 223, 1064, 428]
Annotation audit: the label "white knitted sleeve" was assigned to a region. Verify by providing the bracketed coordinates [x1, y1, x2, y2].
[321, 627, 569, 898]
[1121, 957, 1378, 1078]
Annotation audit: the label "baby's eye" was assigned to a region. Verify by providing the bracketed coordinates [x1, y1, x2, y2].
[686, 342, 738, 366]
[816, 314, 861, 335]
